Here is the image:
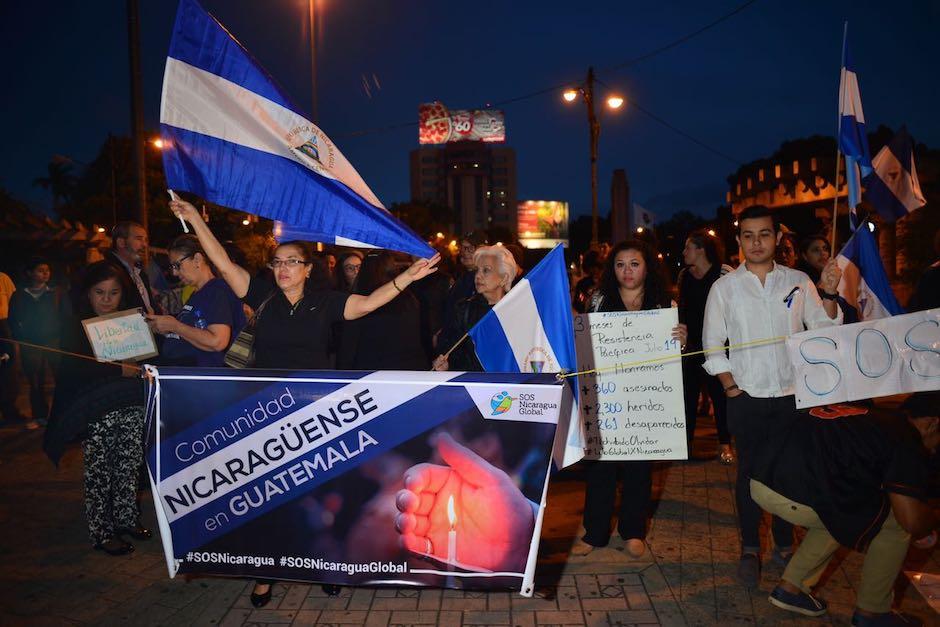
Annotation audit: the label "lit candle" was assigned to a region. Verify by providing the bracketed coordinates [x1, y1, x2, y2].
[446, 494, 457, 564]
[446, 494, 457, 587]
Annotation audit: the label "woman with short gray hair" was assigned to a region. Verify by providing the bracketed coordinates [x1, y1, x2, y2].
[433, 245, 519, 371]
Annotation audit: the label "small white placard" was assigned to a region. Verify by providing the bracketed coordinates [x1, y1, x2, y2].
[574, 310, 688, 461]
[82, 308, 159, 362]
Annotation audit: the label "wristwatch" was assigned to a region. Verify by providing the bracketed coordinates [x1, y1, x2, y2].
[819, 290, 838, 301]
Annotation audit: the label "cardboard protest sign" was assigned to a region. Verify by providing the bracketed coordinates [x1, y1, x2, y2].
[82, 308, 158, 362]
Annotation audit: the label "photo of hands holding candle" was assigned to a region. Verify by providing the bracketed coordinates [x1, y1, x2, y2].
[394, 432, 539, 575]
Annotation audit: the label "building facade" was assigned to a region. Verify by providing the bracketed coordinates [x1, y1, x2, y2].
[409, 142, 517, 235]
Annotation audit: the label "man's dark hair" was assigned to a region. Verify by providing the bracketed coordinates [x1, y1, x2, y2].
[111, 221, 145, 243]
[736, 205, 780, 235]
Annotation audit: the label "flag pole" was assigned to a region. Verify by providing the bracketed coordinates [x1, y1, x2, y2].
[831, 21, 848, 253]
[442, 333, 468, 359]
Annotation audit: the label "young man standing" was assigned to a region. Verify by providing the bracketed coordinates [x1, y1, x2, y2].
[702, 205, 843, 587]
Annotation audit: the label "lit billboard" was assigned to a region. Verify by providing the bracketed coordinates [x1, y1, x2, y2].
[518, 200, 569, 249]
[418, 102, 505, 144]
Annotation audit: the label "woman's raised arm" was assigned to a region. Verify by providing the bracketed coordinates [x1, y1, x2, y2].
[170, 199, 251, 298]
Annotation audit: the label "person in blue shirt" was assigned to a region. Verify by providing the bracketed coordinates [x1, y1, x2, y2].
[145, 235, 245, 367]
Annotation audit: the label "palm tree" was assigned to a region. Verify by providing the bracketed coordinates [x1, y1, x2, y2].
[33, 158, 76, 208]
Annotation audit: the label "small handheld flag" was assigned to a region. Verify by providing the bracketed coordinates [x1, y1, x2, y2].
[866, 126, 926, 222]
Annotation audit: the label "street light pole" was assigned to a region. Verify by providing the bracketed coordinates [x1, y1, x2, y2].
[584, 67, 600, 248]
[308, 0, 318, 123]
[127, 0, 148, 231]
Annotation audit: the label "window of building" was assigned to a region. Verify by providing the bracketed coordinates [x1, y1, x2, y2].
[494, 167, 508, 175]
[736, 183, 741, 195]
[421, 167, 437, 175]
[810, 157, 817, 171]
[775, 164, 781, 178]
[422, 180, 437, 188]
[792, 160, 799, 175]
[421, 156, 436, 163]
[494, 178, 508, 186]
[758, 169, 765, 182]
[747, 178, 752, 190]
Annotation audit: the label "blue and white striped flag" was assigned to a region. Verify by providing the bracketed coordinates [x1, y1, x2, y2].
[865, 126, 926, 222]
[836, 225, 903, 321]
[159, 0, 433, 258]
[468, 246, 584, 467]
[838, 34, 873, 230]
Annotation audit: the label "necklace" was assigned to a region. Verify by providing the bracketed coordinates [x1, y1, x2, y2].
[288, 296, 305, 317]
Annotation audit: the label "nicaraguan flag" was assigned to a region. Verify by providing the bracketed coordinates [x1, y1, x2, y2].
[838, 36, 873, 229]
[865, 126, 926, 222]
[468, 245, 584, 467]
[836, 225, 904, 321]
[159, 0, 433, 258]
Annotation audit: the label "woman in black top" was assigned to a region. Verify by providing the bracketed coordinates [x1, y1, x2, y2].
[171, 199, 439, 604]
[678, 230, 732, 463]
[574, 240, 687, 559]
[797, 235, 859, 324]
[337, 251, 429, 370]
[432, 245, 519, 372]
[44, 261, 148, 555]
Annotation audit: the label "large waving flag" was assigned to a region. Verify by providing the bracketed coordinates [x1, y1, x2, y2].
[865, 126, 926, 222]
[468, 246, 584, 467]
[837, 33, 873, 230]
[159, 0, 433, 258]
[836, 225, 904, 321]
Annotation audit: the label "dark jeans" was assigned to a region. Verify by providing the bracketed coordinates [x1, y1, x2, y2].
[725, 392, 794, 554]
[682, 354, 730, 445]
[582, 460, 652, 546]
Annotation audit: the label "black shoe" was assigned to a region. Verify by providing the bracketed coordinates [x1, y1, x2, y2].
[322, 584, 342, 597]
[117, 524, 153, 541]
[250, 584, 272, 608]
[737, 553, 761, 589]
[94, 538, 134, 556]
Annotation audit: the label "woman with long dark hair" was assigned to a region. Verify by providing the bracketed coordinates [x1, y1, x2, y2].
[678, 230, 732, 463]
[44, 261, 148, 555]
[573, 240, 687, 558]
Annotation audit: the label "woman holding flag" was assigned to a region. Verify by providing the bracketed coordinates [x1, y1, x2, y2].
[573, 240, 688, 558]
[170, 198, 440, 606]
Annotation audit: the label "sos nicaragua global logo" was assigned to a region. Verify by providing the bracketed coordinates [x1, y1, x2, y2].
[490, 391, 514, 416]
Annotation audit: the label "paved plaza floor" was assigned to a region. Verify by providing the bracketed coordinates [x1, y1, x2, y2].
[0, 415, 936, 626]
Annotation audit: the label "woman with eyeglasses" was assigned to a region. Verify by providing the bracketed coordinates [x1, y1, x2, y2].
[145, 235, 246, 366]
[170, 199, 440, 606]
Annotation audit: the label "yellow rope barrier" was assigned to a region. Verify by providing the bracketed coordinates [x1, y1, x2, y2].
[2, 338, 144, 372]
[557, 335, 788, 379]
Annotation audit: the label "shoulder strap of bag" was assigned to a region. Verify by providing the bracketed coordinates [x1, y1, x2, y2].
[246, 290, 277, 329]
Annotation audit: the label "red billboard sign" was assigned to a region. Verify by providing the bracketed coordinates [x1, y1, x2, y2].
[419, 102, 505, 144]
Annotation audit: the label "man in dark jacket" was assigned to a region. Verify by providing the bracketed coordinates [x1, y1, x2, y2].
[750, 393, 939, 627]
[106, 221, 156, 314]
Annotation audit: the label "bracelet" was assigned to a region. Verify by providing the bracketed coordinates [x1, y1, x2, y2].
[819, 290, 838, 301]
[724, 384, 739, 393]
[392, 277, 403, 292]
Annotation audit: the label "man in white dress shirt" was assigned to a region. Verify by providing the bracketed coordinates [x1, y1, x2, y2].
[703, 205, 843, 587]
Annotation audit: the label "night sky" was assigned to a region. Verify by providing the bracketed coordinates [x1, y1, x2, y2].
[2, 0, 938, 222]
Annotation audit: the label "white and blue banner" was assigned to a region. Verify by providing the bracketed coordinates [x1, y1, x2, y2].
[468, 246, 585, 468]
[159, 0, 433, 258]
[866, 126, 926, 222]
[787, 308, 940, 408]
[836, 225, 904, 321]
[145, 367, 571, 595]
[837, 32, 873, 228]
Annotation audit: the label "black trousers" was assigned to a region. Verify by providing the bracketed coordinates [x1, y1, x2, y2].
[582, 460, 652, 546]
[726, 392, 794, 553]
[682, 354, 730, 445]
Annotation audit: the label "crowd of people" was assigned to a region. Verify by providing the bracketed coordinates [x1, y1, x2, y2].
[0, 202, 937, 625]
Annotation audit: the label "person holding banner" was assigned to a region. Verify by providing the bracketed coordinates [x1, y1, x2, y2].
[144, 235, 246, 367]
[572, 240, 687, 558]
[702, 205, 843, 588]
[170, 198, 440, 605]
[432, 245, 519, 372]
[43, 261, 148, 556]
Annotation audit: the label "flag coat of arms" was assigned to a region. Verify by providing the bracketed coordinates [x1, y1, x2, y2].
[866, 126, 926, 222]
[159, 0, 433, 258]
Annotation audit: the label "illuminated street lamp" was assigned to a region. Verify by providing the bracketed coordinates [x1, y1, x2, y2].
[707, 228, 716, 237]
[636, 226, 644, 234]
[563, 67, 624, 247]
[152, 137, 165, 149]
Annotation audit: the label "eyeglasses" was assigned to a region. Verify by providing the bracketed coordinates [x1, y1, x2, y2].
[267, 258, 310, 269]
[169, 253, 194, 272]
[343, 263, 361, 272]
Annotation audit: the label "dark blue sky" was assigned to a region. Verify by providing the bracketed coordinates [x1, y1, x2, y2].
[2, 0, 938, 221]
